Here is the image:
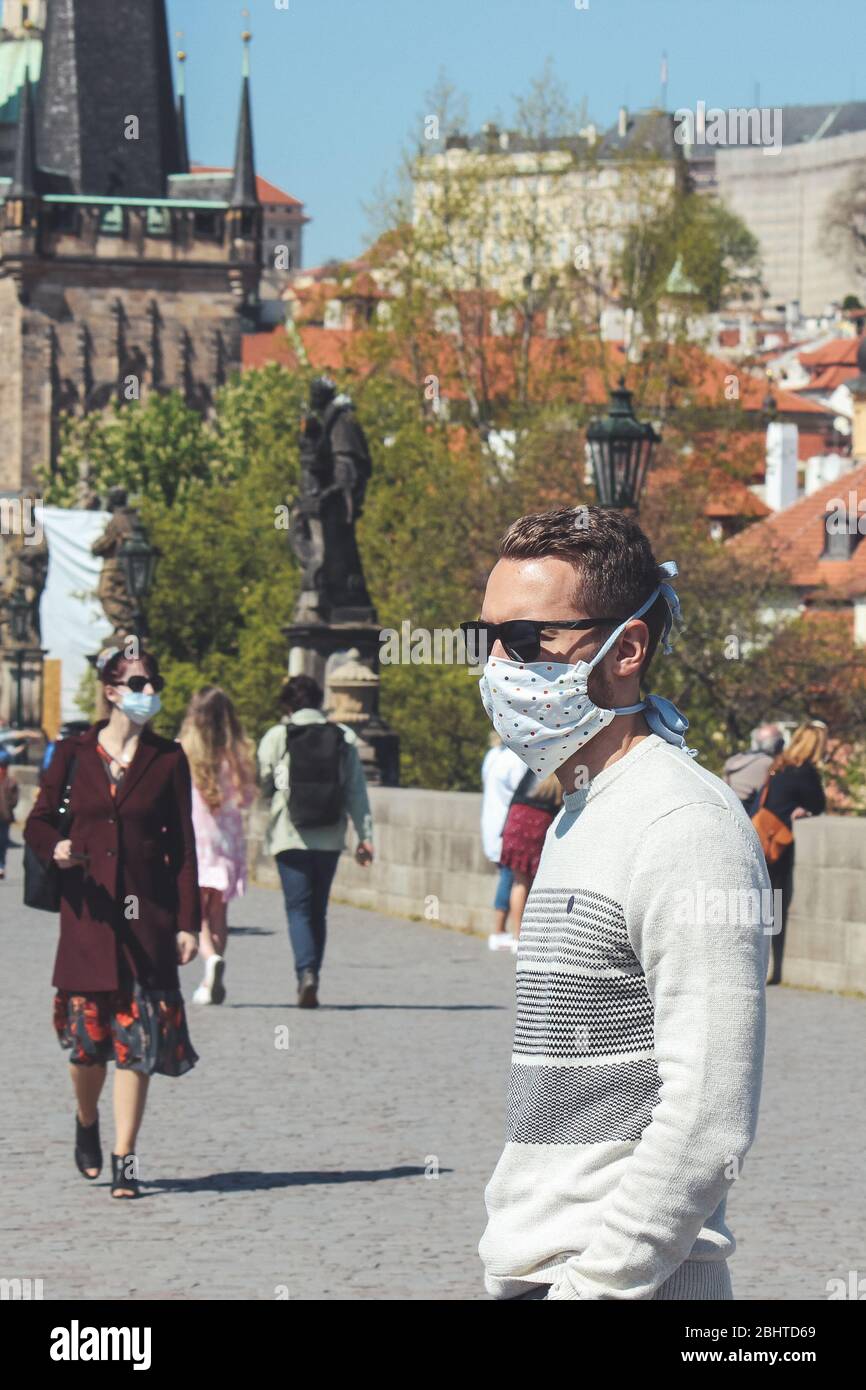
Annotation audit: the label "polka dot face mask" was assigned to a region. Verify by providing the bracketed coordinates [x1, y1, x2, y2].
[477, 562, 695, 776]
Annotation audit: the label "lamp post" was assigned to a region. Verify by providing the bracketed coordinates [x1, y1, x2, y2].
[586, 377, 660, 511]
[117, 514, 159, 639]
[8, 589, 30, 735]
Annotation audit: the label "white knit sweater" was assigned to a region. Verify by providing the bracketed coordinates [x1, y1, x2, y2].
[479, 734, 771, 1300]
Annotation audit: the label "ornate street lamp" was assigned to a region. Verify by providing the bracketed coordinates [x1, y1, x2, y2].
[586, 377, 660, 511]
[8, 589, 30, 731]
[118, 514, 159, 638]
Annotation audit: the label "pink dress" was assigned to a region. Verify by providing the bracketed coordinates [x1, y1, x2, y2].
[191, 762, 252, 903]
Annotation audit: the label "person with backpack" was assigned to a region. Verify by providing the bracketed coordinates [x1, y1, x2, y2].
[257, 675, 374, 1008]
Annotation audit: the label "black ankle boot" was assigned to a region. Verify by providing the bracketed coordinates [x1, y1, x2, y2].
[110, 1152, 140, 1198]
[74, 1115, 102, 1180]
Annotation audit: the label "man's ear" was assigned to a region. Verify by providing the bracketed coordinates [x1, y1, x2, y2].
[612, 620, 649, 677]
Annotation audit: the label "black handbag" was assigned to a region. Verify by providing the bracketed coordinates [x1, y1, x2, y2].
[23, 755, 78, 913]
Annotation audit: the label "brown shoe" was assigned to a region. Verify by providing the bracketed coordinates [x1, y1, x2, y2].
[298, 970, 319, 1008]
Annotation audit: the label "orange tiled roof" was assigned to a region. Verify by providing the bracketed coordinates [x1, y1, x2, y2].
[647, 467, 771, 520]
[795, 364, 859, 392]
[241, 329, 836, 450]
[728, 462, 866, 596]
[242, 325, 364, 374]
[191, 165, 306, 211]
[799, 338, 859, 368]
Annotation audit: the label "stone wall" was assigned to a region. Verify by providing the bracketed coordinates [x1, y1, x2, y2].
[247, 786, 497, 935]
[782, 815, 866, 994]
[13, 770, 866, 992]
[249, 788, 866, 992]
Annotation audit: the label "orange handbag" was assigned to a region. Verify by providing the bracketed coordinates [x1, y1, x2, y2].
[751, 778, 793, 865]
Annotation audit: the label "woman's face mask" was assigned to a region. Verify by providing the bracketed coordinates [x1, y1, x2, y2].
[118, 691, 162, 725]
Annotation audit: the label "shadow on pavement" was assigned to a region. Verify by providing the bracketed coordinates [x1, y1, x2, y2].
[226, 1002, 504, 1011]
[143, 1165, 443, 1195]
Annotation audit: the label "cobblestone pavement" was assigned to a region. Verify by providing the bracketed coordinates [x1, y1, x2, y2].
[1, 841, 863, 1301]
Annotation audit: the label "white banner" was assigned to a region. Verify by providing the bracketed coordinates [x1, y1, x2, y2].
[35, 506, 113, 721]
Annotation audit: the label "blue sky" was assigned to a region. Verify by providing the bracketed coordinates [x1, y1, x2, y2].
[168, 0, 864, 266]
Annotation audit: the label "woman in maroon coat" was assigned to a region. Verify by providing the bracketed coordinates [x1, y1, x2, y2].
[25, 647, 200, 1199]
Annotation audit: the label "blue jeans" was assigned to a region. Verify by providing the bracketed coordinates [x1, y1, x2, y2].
[275, 849, 342, 981]
[494, 864, 514, 913]
[0, 821, 10, 871]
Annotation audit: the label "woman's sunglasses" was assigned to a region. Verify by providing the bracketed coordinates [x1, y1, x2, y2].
[113, 675, 165, 693]
[459, 618, 619, 665]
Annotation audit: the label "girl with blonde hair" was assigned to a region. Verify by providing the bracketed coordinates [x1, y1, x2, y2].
[179, 687, 256, 1005]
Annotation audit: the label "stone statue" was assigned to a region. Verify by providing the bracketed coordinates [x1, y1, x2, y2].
[0, 509, 49, 649]
[91, 486, 138, 640]
[288, 376, 375, 622]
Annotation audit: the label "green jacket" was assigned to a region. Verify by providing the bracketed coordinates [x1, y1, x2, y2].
[257, 710, 374, 856]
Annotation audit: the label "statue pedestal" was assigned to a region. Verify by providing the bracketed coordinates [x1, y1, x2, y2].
[284, 619, 400, 787]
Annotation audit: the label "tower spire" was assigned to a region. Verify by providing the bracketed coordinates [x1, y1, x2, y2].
[10, 64, 38, 199]
[36, 0, 180, 197]
[230, 23, 258, 208]
[175, 39, 190, 174]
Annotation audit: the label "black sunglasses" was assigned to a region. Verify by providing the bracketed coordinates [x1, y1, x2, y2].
[460, 618, 619, 665]
[114, 674, 165, 694]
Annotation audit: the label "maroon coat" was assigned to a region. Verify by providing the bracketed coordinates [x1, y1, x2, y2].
[25, 722, 201, 992]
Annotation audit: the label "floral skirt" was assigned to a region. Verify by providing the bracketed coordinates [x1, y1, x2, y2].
[53, 983, 199, 1077]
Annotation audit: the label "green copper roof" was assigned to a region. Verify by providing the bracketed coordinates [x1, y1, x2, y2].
[42, 193, 229, 209]
[0, 183, 229, 209]
[0, 35, 42, 124]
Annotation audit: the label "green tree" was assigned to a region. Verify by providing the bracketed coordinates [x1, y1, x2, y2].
[43, 393, 219, 507]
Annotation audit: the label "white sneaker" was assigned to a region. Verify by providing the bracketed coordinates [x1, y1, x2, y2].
[488, 932, 516, 952]
[192, 981, 211, 1005]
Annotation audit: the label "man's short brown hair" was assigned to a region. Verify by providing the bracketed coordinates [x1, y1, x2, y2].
[498, 505, 671, 677]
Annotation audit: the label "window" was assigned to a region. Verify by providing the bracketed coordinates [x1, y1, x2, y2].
[193, 210, 223, 241]
[146, 206, 171, 237]
[434, 306, 460, 335]
[489, 308, 516, 337]
[51, 203, 81, 236]
[822, 515, 863, 560]
[99, 205, 125, 235]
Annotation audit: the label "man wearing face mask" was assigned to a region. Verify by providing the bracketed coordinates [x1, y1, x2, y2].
[464, 507, 770, 1301]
